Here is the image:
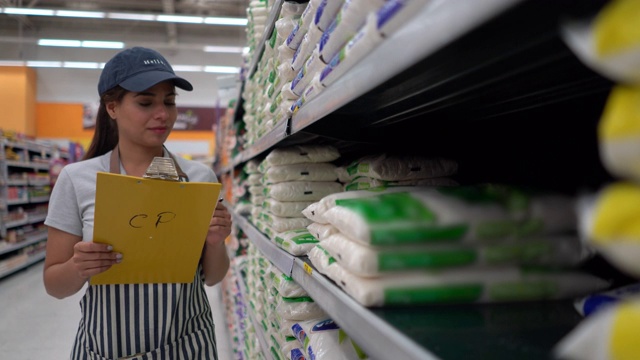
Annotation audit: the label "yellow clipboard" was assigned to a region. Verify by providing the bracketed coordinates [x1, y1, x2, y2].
[90, 172, 222, 285]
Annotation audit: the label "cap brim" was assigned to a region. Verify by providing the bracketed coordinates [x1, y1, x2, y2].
[119, 70, 193, 92]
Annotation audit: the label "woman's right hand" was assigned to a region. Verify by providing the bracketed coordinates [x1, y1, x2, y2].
[71, 242, 122, 279]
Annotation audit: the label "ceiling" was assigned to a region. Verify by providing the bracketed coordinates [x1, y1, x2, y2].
[0, 0, 251, 67]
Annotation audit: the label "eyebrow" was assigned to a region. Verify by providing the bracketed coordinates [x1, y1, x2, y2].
[134, 91, 177, 97]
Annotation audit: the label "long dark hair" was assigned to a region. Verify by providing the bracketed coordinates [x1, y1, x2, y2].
[83, 86, 128, 160]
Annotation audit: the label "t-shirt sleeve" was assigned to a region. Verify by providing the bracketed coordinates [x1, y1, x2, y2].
[44, 168, 83, 237]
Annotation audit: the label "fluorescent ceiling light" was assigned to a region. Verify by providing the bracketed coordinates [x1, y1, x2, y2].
[204, 66, 240, 74]
[1, 7, 246, 26]
[26, 61, 62, 67]
[172, 65, 204, 72]
[63, 61, 100, 69]
[38, 39, 82, 47]
[38, 38, 124, 49]
[0, 60, 26, 66]
[203, 45, 245, 53]
[157, 14, 203, 24]
[1, 60, 237, 74]
[107, 12, 155, 21]
[3, 8, 54, 16]
[55, 10, 104, 18]
[205, 17, 247, 26]
[82, 40, 124, 49]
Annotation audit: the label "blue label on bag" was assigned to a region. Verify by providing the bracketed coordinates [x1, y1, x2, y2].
[286, 24, 300, 47]
[291, 348, 306, 360]
[315, 0, 327, 26]
[377, 0, 406, 30]
[311, 318, 339, 332]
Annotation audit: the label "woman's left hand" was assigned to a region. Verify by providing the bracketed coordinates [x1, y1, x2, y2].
[206, 201, 232, 248]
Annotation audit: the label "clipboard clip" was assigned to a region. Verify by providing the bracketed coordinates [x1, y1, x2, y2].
[143, 157, 181, 181]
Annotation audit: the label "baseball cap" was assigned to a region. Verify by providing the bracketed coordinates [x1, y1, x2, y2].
[98, 46, 193, 96]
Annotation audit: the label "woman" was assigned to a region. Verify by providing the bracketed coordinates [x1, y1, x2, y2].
[43, 46, 231, 359]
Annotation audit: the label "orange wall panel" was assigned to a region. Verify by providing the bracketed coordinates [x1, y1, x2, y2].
[0, 67, 37, 136]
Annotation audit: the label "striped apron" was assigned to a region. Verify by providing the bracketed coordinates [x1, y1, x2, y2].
[70, 148, 218, 359]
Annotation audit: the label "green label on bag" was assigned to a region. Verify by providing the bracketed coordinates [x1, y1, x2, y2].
[282, 296, 314, 303]
[291, 234, 319, 244]
[378, 249, 477, 271]
[476, 219, 544, 240]
[384, 284, 483, 304]
[336, 192, 435, 223]
[488, 281, 557, 301]
[370, 224, 468, 245]
[484, 242, 552, 264]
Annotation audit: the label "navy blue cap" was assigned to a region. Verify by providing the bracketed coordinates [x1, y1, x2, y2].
[98, 46, 193, 96]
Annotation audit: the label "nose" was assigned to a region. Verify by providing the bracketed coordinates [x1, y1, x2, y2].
[153, 103, 170, 120]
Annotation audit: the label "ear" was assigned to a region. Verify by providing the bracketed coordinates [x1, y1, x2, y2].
[105, 101, 118, 120]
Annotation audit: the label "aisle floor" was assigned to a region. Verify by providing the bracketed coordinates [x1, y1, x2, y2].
[0, 262, 235, 360]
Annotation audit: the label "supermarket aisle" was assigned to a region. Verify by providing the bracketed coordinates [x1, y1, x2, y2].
[0, 262, 234, 360]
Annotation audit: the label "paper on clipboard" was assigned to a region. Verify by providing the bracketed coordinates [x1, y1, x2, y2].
[90, 172, 221, 285]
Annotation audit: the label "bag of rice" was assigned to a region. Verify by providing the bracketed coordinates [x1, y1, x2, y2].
[322, 185, 577, 246]
[263, 162, 338, 184]
[275, 228, 320, 256]
[266, 181, 344, 202]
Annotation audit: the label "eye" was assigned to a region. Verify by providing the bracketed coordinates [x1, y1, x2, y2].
[138, 102, 152, 107]
[165, 101, 176, 107]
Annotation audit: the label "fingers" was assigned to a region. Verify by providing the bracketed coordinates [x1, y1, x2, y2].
[72, 242, 123, 279]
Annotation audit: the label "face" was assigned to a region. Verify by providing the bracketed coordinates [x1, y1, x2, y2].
[106, 81, 177, 148]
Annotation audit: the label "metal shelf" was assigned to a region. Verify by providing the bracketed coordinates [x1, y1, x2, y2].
[5, 161, 50, 170]
[231, 117, 290, 168]
[4, 217, 28, 229]
[0, 233, 47, 256]
[231, 211, 295, 276]
[0, 251, 46, 280]
[291, 257, 439, 360]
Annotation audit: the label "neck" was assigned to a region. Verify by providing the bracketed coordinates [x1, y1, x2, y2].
[116, 142, 164, 177]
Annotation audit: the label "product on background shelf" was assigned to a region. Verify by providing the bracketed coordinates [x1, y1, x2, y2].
[292, 318, 368, 360]
[574, 282, 640, 317]
[554, 299, 640, 360]
[579, 182, 640, 279]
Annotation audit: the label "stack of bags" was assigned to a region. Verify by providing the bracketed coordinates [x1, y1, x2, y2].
[241, 1, 307, 145]
[221, 256, 258, 360]
[234, 160, 259, 216]
[554, 1, 640, 358]
[246, 246, 368, 360]
[292, 0, 432, 113]
[337, 153, 459, 191]
[253, 145, 344, 255]
[290, 0, 385, 112]
[245, 245, 329, 360]
[245, 0, 274, 64]
[305, 184, 609, 307]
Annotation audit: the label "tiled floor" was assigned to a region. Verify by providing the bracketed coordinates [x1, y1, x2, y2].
[0, 261, 235, 360]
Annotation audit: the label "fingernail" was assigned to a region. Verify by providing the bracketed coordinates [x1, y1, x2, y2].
[116, 253, 123, 259]
[107, 245, 113, 251]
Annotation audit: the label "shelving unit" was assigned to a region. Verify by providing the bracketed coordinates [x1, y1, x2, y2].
[0, 137, 70, 280]
[218, 0, 620, 359]
[231, 210, 584, 360]
[234, 261, 275, 360]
